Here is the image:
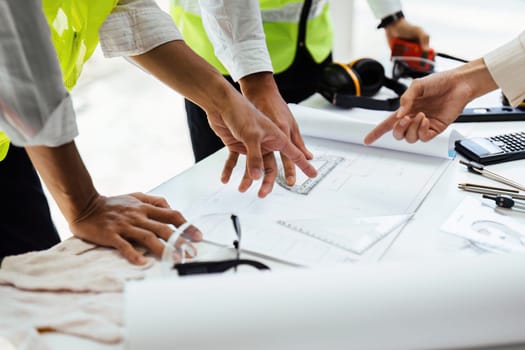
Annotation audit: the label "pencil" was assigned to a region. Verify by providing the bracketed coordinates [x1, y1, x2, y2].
[458, 183, 519, 193]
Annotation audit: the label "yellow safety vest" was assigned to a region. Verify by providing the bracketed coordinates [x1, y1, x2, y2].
[42, 0, 118, 91]
[0, 0, 117, 161]
[171, 0, 333, 75]
[0, 132, 9, 162]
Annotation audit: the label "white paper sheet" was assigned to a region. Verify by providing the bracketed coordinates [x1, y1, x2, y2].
[441, 197, 525, 253]
[289, 103, 461, 159]
[184, 137, 451, 266]
[125, 254, 525, 350]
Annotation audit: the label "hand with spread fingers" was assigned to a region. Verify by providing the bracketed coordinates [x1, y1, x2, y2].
[205, 88, 317, 198]
[70, 193, 202, 265]
[240, 73, 313, 182]
[364, 58, 498, 145]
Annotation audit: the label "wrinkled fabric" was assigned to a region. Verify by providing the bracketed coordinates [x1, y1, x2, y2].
[100, 0, 183, 58]
[0, 287, 123, 344]
[0, 238, 155, 347]
[0, 237, 153, 292]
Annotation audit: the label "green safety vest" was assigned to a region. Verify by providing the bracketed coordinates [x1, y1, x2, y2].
[171, 0, 333, 75]
[0, 0, 117, 161]
[0, 132, 9, 162]
[42, 0, 118, 91]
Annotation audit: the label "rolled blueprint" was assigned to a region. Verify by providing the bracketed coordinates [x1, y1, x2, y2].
[288, 103, 461, 159]
[125, 254, 525, 350]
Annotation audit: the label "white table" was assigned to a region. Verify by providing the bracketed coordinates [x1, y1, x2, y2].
[43, 91, 525, 349]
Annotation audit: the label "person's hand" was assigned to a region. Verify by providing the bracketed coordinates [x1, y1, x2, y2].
[385, 17, 430, 50]
[130, 41, 317, 198]
[205, 87, 317, 198]
[26, 142, 203, 265]
[69, 192, 202, 265]
[364, 59, 498, 144]
[364, 70, 470, 144]
[239, 72, 313, 189]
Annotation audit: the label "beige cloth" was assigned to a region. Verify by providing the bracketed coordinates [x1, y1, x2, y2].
[0, 237, 153, 292]
[0, 237, 155, 348]
[0, 328, 50, 350]
[0, 287, 122, 344]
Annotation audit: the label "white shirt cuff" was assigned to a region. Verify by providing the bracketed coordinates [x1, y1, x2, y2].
[99, 7, 183, 58]
[224, 40, 274, 82]
[8, 96, 78, 147]
[484, 31, 525, 107]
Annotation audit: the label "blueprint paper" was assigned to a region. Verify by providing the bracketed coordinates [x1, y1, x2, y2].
[289, 103, 461, 159]
[184, 137, 451, 266]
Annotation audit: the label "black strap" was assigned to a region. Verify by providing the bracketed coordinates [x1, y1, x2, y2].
[332, 77, 407, 111]
[333, 94, 400, 111]
[297, 0, 312, 49]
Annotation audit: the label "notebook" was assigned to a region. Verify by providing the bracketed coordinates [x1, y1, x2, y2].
[276, 214, 413, 255]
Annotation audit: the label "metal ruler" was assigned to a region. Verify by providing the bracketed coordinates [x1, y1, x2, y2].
[276, 155, 344, 195]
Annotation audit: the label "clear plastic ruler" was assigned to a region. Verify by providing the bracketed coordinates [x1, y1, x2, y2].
[276, 155, 344, 195]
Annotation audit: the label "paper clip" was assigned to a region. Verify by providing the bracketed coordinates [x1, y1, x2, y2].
[459, 160, 525, 191]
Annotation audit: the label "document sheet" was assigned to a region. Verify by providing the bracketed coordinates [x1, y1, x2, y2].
[442, 197, 525, 253]
[184, 133, 451, 266]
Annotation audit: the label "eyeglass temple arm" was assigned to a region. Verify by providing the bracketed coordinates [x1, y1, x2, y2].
[174, 259, 270, 276]
[231, 214, 241, 261]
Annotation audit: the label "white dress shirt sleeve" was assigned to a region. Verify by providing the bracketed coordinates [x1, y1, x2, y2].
[0, 0, 78, 147]
[99, 0, 183, 58]
[199, 0, 273, 82]
[366, 0, 403, 19]
[484, 31, 525, 107]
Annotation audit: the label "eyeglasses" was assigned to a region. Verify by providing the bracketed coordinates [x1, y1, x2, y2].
[161, 213, 270, 276]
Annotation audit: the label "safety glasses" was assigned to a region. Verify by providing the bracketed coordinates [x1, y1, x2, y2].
[162, 213, 270, 276]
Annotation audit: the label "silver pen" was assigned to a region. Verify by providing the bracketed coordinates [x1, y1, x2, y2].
[459, 160, 525, 191]
[458, 183, 525, 200]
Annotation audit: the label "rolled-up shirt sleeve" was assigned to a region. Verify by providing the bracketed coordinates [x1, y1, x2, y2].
[199, 0, 273, 82]
[484, 31, 525, 107]
[366, 0, 403, 19]
[99, 0, 183, 58]
[0, 0, 77, 147]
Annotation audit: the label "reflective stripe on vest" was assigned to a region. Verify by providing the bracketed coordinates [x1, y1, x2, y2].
[42, 0, 118, 90]
[171, 0, 333, 75]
